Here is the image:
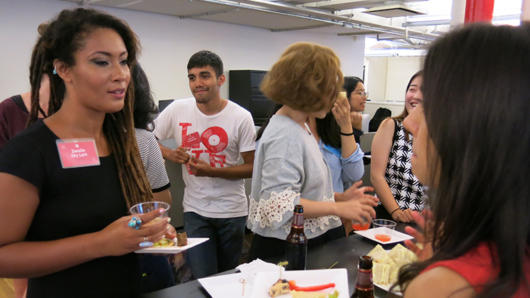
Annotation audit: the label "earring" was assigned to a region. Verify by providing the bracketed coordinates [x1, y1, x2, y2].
[52, 68, 57, 75]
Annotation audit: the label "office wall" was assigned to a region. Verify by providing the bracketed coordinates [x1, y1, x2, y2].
[0, 0, 365, 102]
[0, 0, 365, 227]
[365, 56, 424, 102]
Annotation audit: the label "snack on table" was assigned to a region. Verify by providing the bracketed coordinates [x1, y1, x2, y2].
[367, 244, 417, 286]
[152, 237, 175, 247]
[176, 232, 188, 247]
[291, 290, 339, 298]
[374, 234, 391, 242]
[268, 279, 290, 297]
[388, 243, 416, 267]
[288, 281, 335, 292]
[268, 278, 338, 297]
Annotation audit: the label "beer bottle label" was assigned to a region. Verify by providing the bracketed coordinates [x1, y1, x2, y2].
[292, 213, 304, 227]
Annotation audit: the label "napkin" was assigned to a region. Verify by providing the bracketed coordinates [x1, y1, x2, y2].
[236, 258, 284, 284]
[198, 259, 283, 298]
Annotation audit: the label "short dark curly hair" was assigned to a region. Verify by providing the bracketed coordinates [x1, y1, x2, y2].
[260, 42, 343, 113]
[187, 50, 223, 77]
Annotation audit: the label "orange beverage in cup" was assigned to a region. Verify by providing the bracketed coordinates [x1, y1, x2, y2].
[352, 222, 370, 231]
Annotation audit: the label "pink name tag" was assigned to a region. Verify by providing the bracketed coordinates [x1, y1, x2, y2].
[56, 139, 100, 168]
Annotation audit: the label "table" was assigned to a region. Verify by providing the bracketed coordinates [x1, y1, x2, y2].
[142, 224, 409, 298]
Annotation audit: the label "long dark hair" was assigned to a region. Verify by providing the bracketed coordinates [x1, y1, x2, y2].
[398, 23, 530, 297]
[29, 8, 152, 208]
[132, 64, 158, 131]
[394, 70, 423, 122]
[393, 70, 423, 141]
[343, 76, 363, 100]
[315, 112, 341, 149]
[315, 76, 363, 148]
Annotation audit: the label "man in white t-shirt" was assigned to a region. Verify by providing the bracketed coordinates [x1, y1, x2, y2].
[154, 51, 255, 279]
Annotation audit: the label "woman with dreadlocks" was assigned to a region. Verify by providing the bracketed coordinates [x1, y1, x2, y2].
[0, 8, 173, 297]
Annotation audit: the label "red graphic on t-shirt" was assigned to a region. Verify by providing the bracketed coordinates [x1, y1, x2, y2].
[180, 123, 201, 148]
[180, 123, 228, 168]
[209, 154, 226, 168]
[201, 126, 228, 153]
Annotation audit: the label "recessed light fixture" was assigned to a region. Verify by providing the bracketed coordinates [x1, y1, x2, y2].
[364, 4, 424, 18]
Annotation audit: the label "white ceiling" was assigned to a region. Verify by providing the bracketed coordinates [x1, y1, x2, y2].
[63, 0, 522, 48]
[64, 0, 439, 41]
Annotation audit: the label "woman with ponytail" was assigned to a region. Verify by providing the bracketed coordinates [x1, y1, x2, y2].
[0, 8, 173, 297]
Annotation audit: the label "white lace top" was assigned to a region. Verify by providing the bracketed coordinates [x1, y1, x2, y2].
[247, 115, 341, 240]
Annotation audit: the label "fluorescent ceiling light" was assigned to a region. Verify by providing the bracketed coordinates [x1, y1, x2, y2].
[364, 4, 424, 18]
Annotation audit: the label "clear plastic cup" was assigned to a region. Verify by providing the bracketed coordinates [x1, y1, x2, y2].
[129, 201, 170, 247]
[129, 201, 170, 216]
[371, 219, 397, 230]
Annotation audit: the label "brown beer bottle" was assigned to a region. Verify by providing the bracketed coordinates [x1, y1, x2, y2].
[351, 255, 374, 298]
[285, 204, 307, 270]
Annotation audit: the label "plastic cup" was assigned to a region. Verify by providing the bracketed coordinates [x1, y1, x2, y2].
[129, 201, 170, 216]
[371, 219, 397, 230]
[129, 201, 170, 247]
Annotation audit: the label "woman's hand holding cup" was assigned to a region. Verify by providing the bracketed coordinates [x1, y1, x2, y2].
[96, 207, 170, 257]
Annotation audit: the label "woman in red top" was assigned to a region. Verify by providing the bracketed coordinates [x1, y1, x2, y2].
[398, 23, 530, 297]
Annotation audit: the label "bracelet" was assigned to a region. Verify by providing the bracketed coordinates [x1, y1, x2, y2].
[340, 131, 354, 136]
[390, 207, 401, 216]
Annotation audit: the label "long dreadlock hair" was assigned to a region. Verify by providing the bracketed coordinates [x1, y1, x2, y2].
[28, 8, 152, 209]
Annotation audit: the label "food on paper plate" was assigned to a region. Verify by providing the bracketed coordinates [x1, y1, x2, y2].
[288, 281, 335, 292]
[152, 232, 189, 247]
[176, 232, 188, 246]
[291, 290, 339, 298]
[268, 279, 338, 297]
[374, 234, 391, 242]
[367, 244, 417, 288]
[152, 237, 175, 247]
[268, 261, 339, 297]
[269, 279, 291, 297]
[388, 243, 417, 267]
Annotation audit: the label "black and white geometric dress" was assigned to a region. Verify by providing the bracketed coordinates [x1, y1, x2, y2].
[384, 120, 425, 211]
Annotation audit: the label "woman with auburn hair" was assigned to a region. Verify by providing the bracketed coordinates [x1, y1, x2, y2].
[370, 71, 425, 223]
[398, 23, 530, 297]
[247, 42, 378, 261]
[0, 8, 173, 297]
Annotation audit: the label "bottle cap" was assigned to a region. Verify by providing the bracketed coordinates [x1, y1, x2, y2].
[358, 255, 373, 270]
[294, 204, 304, 213]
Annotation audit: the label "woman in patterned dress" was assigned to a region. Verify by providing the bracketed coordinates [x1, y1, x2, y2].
[370, 71, 425, 223]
